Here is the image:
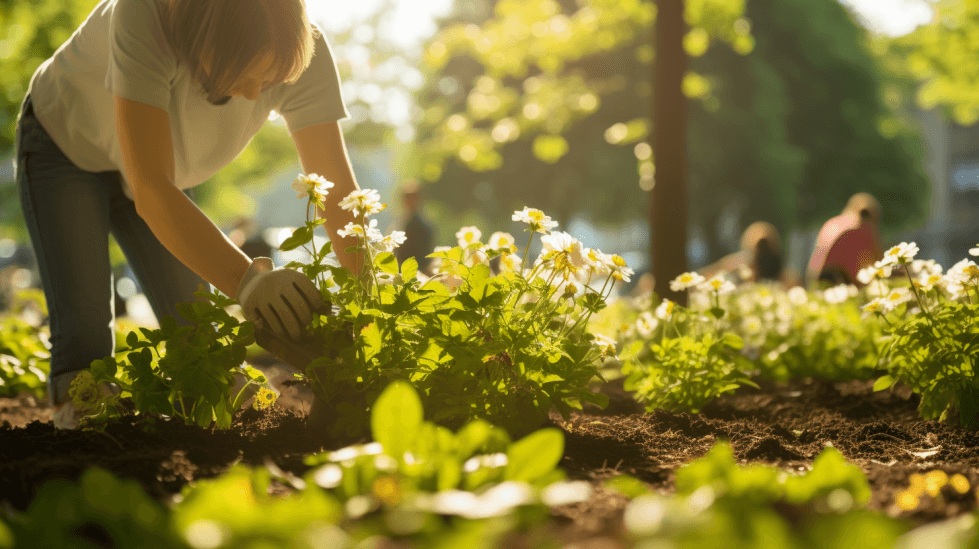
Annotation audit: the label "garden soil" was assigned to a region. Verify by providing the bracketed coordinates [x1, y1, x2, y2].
[3, 363, 979, 545]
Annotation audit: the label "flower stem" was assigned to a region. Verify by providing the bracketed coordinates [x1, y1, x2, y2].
[904, 263, 932, 318]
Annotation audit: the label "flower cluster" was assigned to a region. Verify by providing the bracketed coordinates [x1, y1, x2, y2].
[339, 189, 386, 217]
[291, 173, 334, 207]
[252, 387, 278, 411]
[512, 207, 558, 234]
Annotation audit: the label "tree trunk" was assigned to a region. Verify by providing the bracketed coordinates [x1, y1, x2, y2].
[651, 0, 689, 305]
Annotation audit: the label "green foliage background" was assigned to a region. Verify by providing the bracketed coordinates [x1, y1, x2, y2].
[3, 0, 974, 268]
[409, 0, 930, 257]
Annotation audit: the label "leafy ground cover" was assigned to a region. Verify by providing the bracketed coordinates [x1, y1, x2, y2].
[6, 178, 979, 546]
[3, 370, 979, 547]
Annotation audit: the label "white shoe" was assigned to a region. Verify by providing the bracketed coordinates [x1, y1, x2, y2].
[52, 399, 85, 430]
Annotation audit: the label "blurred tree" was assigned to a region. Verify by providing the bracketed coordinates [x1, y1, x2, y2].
[878, 0, 979, 126]
[410, 0, 928, 263]
[749, 0, 928, 233]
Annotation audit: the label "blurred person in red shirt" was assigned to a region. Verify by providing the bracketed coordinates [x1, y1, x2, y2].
[806, 193, 883, 287]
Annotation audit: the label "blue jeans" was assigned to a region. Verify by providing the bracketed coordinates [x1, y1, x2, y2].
[15, 94, 210, 405]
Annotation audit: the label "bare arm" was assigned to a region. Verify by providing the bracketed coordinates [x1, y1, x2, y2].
[114, 95, 251, 298]
[291, 121, 364, 275]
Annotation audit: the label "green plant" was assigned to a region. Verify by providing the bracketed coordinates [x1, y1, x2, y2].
[617, 442, 909, 549]
[3, 467, 182, 549]
[730, 284, 882, 382]
[870, 246, 979, 428]
[1, 382, 585, 549]
[279, 181, 619, 437]
[0, 288, 50, 398]
[82, 287, 268, 429]
[618, 278, 757, 414]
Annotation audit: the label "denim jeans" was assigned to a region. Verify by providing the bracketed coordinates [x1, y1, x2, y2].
[15, 94, 210, 405]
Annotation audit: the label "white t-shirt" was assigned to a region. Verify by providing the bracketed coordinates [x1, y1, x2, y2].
[26, 0, 349, 201]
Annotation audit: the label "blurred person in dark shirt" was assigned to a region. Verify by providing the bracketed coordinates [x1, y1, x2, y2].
[394, 180, 434, 275]
[700, 221, 785, 285]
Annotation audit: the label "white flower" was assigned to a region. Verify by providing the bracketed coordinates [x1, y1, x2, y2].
[540, 232, 587, 277]
[699, 275, 736, 296]
[456, 226, 483, 248]
[593, 334, 617, 357]
[970, 244, 979, 257]
[499, 252, 522, 272]
[861, 298, 885, 319]
[337, 218, 382, 240]
[488, 232, 515, 251]
[787, 286, 808, 306]
[910, 259, 942, 277]
[879, 242, 919, 266]
[512, 207, 558, 233]
[376, 231, 407, 252]
[742, 316, 762, 334]
[866, 280, 889, 298]
[655, 299, 676, 320]
[635, 312, 659, 338]
[945, 259, 979, 292]
[857, 265, 892, 285]
[608, 255, 633, 282]
[915, 273, 945, 292]
[670, 272, 705, 292]
[879, 287, 912, 312]
[583, 248, 612, 276]
[823, 284, 856, 304]
[291, 173, 334, 203]
[339, 189, 386, 217]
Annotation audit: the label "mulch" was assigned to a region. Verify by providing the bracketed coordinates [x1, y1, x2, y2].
[2, 363, 977, 545]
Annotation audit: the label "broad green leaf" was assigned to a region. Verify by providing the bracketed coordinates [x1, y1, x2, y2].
[401, 257, 418, 282]
[360, 323, 383, 363]
[873, 375, 896, 392]
[504, 428, 564, 483]
[720, 332, 744, 350]
[375, 252, 399, 275]
[279, 226, 312, 251]
[371, 382, 424, 461]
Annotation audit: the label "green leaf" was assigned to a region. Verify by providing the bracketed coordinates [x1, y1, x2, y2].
[401, 257, 418, 282]
[371, 382, 424, 461]
[279, 226, 312, 252]
[720, 332, 744, 350]
[193, 398, 213, 428]
[873, 375, 896, 392]
[375, 252, 399, 275]
[360, 322, 383, 363]
[126, 331, 139, 348]
[605, 475, 651, 498]
[504, 428, 564, 483]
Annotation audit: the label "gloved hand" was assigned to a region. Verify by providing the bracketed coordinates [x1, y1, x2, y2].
[235, 257, 322, 341]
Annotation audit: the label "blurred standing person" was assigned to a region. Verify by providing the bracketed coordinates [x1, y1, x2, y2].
[699, 221, 784, 284]
[393, 180, 434, 275]
[806, 193, 883, 287]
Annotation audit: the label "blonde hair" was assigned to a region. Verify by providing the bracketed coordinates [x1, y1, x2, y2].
[843, 192, 881, 225]
[740, 221, 781, 254]
[157, 0, 318, 103]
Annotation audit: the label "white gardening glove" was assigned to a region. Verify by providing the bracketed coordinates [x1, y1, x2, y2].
[235, 257, 322, 341]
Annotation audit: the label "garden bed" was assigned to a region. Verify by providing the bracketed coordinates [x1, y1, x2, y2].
[2, 359, 976, 544]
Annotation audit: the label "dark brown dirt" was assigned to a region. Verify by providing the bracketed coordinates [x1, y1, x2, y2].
[2, 371, 978, 543]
